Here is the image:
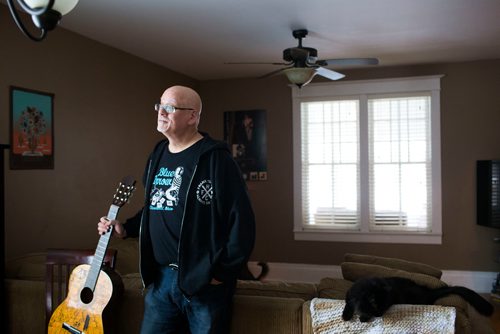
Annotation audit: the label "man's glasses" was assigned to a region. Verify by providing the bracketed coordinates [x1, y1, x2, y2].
[155, 103, 194, 114]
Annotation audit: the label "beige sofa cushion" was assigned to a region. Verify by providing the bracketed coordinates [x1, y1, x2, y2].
[236, 280, 317, 300]
[341, 262, 446, 289]
[317, 278, 353, 300]
[344, 253, 442, 279]
[231, 295, 304, 334]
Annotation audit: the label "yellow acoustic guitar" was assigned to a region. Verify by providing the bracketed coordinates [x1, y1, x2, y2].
[48, 176, 136, 334]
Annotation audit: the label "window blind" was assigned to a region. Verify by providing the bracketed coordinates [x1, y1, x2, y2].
[293, 76, 442, 243]
[301, 96, 432, 232]
[368, 96, 432, 231]
[301, 100, 360, 229]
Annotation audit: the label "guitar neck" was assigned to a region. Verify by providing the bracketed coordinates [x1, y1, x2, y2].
[84, 204, 120, 291]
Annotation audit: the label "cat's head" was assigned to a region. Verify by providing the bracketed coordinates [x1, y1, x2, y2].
[353, 277, 393, 321]
[358, 290, 389, 319]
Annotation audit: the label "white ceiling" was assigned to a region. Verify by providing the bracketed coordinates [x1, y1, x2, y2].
[49, 0, 500, 80]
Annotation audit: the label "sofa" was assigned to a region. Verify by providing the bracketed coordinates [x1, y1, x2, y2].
[5, 238, 495, 333]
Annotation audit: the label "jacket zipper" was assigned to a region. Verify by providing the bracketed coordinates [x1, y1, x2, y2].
[177, 164, 198, 299]
[139, 158, 153, 293]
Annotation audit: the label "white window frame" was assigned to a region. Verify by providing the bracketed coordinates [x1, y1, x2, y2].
[292, 75, 443, 244]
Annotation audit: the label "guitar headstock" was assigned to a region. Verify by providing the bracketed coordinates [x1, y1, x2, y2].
[112, 175, 136, 207]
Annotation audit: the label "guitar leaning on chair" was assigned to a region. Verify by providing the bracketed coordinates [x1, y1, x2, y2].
[48, 176, 136, 334]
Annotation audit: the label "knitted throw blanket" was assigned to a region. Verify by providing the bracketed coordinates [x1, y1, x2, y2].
[310, 298, 456, 334]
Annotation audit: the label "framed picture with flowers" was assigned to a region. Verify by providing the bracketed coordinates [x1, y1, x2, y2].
[9, 86, 54, 169]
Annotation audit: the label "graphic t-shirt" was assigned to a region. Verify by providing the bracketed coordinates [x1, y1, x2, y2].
[148, 139, 204, 265]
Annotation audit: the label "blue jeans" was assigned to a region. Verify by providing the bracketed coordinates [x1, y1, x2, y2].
[140, 265, 235, 334]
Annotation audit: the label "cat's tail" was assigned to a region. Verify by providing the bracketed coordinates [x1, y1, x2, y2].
[256, 262, 269, 280]
[433, 286, 494, 316]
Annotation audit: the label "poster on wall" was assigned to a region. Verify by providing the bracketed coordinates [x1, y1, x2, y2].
[223, 109, 267, 181]
[9, 86, 54, 169]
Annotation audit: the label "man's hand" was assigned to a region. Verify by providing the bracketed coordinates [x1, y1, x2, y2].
[97, 217, 127, 239]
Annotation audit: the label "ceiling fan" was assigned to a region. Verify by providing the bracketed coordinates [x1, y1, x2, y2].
[226, 29, 379, 88]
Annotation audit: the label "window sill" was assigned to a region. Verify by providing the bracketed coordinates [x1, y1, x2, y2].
[294, 229, 442, 245]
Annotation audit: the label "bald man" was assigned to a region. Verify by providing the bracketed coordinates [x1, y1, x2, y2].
[98, 86, 256, 333]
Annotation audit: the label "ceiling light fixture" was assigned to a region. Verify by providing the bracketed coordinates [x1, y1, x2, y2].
[7, 0, 79, 42]
[283, 67, 316, 88]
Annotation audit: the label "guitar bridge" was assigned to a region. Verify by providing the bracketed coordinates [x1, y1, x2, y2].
[62, 322, 85, 334]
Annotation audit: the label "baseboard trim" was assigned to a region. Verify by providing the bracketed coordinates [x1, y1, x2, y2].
[248, 261, 496, 293]
[441, 270, 496, 293]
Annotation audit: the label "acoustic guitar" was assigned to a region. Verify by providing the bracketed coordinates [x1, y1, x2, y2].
[48, 176, 136, 334]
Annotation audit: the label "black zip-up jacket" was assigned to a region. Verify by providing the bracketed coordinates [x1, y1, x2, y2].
[123, 133, 256, 297]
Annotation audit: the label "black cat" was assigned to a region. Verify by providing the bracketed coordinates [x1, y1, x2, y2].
[342, 276, 493, 322]
[238, 262, 269, 280]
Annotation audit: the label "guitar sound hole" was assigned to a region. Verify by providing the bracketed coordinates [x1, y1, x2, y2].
[80, 287, 94, 304]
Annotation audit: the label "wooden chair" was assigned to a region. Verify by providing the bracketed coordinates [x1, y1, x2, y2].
[45, 248, 117, 327]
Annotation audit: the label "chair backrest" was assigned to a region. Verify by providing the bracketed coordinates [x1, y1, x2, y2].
[45, 248, 117, 327]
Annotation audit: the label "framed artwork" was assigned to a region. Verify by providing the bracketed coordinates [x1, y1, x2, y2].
[10, 86, 54, 169]
[224, 109, 267, 181]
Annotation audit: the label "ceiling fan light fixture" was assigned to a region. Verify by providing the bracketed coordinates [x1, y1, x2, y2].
[7, 0, 79, 41]
[283, 67, 316, 88]
[224, 28, 379, 87]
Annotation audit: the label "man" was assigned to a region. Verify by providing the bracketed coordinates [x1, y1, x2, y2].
[98, 85, 256, 333]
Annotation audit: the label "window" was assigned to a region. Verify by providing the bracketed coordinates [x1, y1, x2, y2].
[292, 76, 443, 244]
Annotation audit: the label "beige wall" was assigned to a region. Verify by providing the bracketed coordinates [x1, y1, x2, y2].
[2, 6, 500, 272]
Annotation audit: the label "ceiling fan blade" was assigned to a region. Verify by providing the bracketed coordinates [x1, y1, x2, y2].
[224, 61, 291, 66]
[317, 58, 379, 67]
[259, 66, 292, 79]
[315, 67, 345, 81]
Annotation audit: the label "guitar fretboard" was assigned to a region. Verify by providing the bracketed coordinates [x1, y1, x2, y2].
[84, 204, 120, 291]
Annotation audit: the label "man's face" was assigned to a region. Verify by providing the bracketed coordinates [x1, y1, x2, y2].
[157, 91, 193, 137]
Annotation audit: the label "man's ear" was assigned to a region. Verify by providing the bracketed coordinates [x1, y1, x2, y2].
[187, 110, 200, 125]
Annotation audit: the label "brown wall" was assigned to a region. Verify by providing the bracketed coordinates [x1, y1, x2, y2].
[2, 6, 500, 272]
[0, 7, 198, 259]
[199, 60, 500, 271]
